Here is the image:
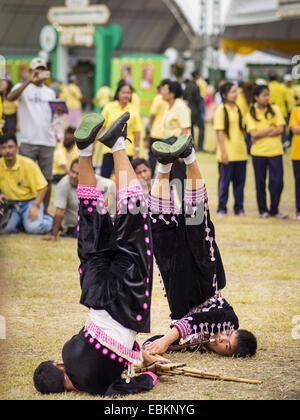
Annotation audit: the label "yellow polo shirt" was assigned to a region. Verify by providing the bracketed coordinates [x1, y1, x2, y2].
[101, 101, 142, 156]
[131, 92, 141, 112]
[196, 79, 208, 97]
[95, 85, 112, 109]
[246, 104, 285, 157]
[269, 81, 288, 118]
[162, 98, 191, 139]
[289, 106, 300, 160]
[62, 83, 82, 110]
[236, 88, 251, 118]
[3, 98, 18, 115]
[214, 104, 247, 162]
[286, 85, 299, 113]
[0, 155, 48, 201]
[0, 96, 3, 134]
[150, 94, 168, 139]
[53, 143, 78, 175]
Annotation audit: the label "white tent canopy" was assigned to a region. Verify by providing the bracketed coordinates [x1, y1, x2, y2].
[222, 0, 300, 56]
[225, 0, 280, 27]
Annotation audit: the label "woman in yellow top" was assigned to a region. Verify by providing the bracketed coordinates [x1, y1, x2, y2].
[247, 84, 287, 219]
[1, 79, 18, 135]
[160, 79, 191, 198]
[147, 81, 168, 175]
[52, 127, 78, 183]
[289, 105, 300, 220]
[61, 75, 83, 128]
[100, 81, 142, 179]
[214, 82, 248, 216]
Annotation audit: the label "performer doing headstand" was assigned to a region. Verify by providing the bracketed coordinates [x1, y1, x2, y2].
[144, 136, 257, 358]
[33, 113, 161, 396]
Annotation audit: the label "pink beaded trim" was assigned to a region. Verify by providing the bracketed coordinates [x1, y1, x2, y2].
[148, 194, 180, 215]
[184, 185, 208, 204]
[117, 182, 144, 205]
[77, 184, 104, 200]
[84, 319, 143, 365]
[172, 318, 193, 339]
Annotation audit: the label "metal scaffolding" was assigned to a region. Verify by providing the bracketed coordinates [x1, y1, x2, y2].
[198, 0, 222, 74]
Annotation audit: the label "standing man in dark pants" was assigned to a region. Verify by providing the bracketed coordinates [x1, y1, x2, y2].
[184, 70, 205, 152]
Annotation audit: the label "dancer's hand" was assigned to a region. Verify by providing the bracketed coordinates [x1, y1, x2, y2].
[144, 336, 170, 356]
[141, 349, 170, 367]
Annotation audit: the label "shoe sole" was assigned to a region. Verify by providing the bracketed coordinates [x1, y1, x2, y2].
[152, 134, 192, 159]
[97, 112, 130, 144]
[170, 134, 192, 157]
[74, 114, 105, 147]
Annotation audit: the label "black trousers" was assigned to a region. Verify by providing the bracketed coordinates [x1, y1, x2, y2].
[77, 183, 153, 333]
[218, 161, 247, 214]
[293, 160, 300, 214]
[252, 155, 283, 215]
[148, 186, 226, 321]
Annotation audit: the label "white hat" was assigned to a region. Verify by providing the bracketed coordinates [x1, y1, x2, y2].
[30, 57, 47, 70]
[283, 74, 292, 82]
[255, 78, 267, 86]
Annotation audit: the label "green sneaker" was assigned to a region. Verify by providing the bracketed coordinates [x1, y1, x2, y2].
[151, 134, 193, 164]
[170, 134, 193, 158]
[74, 113, 105, 149]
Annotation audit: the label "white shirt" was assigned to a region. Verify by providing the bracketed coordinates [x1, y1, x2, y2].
[12, 83, 56, 147]
[88, 309, 137, 349]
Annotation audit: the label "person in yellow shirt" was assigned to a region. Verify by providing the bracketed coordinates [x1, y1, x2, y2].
[268, 71, 288, 118]
[284, 74, 299, 149]
[1, 79, 18, 135]
[0, 94, 3, 135]
[147, 81, 168, 175]
[214, 82, 248, 216]
[95, 83, 113, 111]
[61, 75, 83, 128]
[100, 81, 142, 179]
[196, 75, 208, 98]
[131, 89, 141, 113]
[247, 84, 287, 219]
[0, 134, 53, 234]
[284, 74, 298, 114]
[268, 71, 288, 147]
[237, 81, 254, 154]
[52, 127, 78, 183]
[160, 79, 191, 199]
[289, 105, 300, 220]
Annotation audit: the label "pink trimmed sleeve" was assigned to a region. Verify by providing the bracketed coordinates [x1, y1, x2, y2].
[77, 184, 104, 200]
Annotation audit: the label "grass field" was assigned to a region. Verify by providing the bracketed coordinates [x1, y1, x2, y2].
[0, 129, 300, 400]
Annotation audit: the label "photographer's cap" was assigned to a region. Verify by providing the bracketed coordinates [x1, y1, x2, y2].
[30, 57, 47, 70]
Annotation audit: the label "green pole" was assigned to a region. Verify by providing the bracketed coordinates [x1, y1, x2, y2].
[94, 24, 122, 111]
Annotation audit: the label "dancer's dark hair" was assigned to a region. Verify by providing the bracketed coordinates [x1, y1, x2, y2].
[234, 330, 257, 358]
[33, 361, 65, 394]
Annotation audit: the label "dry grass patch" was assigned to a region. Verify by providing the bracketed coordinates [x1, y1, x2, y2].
[0, 151, 299, 400]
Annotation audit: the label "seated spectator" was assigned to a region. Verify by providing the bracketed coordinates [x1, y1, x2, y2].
[0, 134, 53, 234]
[132, 158, 152, 194]
[52, 127, 78, 184]
[43, 158, 116, 241]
